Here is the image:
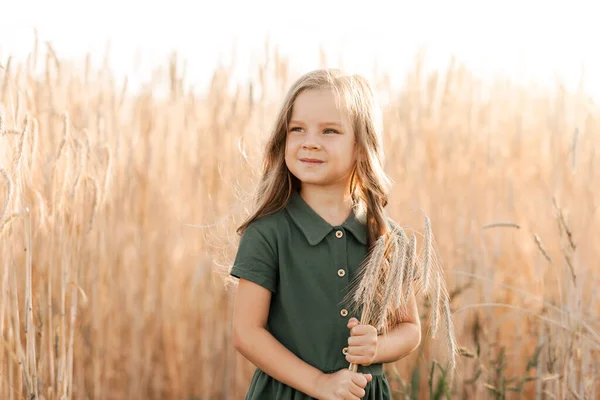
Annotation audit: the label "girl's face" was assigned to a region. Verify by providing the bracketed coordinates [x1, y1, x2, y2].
[285, 88, 357, 191]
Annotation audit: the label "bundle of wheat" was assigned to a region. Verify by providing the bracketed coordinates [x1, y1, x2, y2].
[344, 215, 458, 377]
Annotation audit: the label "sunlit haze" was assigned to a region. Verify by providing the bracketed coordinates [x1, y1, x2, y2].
[2, 0, 599, 99]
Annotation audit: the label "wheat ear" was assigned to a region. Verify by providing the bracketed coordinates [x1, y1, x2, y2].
[429, 270, 441, 339]
[403, 233, 417, 305]
[377, 232, 407, 332]
[422, 214, 432, 294]
[342, 213, 458, 377]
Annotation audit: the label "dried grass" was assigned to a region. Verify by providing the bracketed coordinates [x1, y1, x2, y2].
[0, 39, 598, 399]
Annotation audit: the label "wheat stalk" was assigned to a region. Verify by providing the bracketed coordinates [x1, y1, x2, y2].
[23, 207, 39, 400]
[0, 103, 5, 134]
[29, 116, 39, 171]
[393, 228, 409, 309]
[70, 138, 88, 198]
[379, 233, 407, 328]
[402, 233, 417, 308]
[422, 214, 432, 294]
[83, 175, 100, 232]
[429, 270, 442, 339]
[12, 115, 29, 172]
[0, 167, 13, 226]
[344, 214, 458, 373]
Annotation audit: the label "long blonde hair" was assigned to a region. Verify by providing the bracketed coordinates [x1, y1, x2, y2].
[237, 69, 392, 248]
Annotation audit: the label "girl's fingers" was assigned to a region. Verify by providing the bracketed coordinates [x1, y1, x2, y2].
[346, 354, 368, 365]
[345, 345, 371, 364]
[346, 344, 369, 355]
[350, 324, 376, 336]
[348, 336, 373, 347]
[347, 317, 360, 329]
[349, 383, 366, 399]
[351, 373, 368, 386]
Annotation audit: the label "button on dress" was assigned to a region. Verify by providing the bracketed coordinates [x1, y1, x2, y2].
[230, 190, 392, 399]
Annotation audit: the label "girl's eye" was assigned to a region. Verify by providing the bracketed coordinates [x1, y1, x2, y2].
[288, 127, 339, 134]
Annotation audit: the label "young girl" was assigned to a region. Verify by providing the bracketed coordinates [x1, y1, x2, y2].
[230, 69, 421, 399]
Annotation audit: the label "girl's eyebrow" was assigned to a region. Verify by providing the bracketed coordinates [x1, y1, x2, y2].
[289, 120, 342, 127]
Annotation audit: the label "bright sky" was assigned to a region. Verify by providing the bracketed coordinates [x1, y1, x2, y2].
[1, 0, 599, 99]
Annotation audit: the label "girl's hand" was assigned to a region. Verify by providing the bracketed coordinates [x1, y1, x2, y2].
[346, 318, 378, 366]
[314, 370, 372, 400]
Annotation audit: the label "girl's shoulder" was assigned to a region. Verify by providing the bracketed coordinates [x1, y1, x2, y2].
[232, 210, 285, 293]
[239, 207, 287, 242]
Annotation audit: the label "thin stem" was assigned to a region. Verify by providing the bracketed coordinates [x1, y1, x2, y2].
[454, 303, 600, 348]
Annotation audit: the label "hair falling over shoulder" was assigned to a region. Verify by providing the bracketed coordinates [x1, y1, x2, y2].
[236, 68, 393, 247]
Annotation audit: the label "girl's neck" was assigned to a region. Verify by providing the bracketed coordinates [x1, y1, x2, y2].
[299, 184, 353, 227]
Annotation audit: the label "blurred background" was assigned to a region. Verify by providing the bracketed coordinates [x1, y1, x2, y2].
[1, 0, 599, 399]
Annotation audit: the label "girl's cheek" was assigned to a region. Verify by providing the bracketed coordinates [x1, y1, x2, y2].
[286, 134, 299, 143]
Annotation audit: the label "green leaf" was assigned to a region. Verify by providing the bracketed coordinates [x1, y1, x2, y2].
[410, 364, 420, 400]
[526, 343, 544, 372]
[465, 367, 482, 385]
[428, 361, 436, 395]
[433, 376, 447, 400]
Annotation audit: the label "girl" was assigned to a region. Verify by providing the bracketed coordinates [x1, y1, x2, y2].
[230, 69, 421, 399]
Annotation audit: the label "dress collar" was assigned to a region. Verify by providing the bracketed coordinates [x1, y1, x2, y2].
[285, 190, 367, 246]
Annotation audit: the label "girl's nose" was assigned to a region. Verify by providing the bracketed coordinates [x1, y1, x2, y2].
[302, 142, 320, 150]
[302, 132, 321, 150]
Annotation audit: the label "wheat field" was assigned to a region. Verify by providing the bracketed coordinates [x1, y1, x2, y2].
[0, 40, 599, 400]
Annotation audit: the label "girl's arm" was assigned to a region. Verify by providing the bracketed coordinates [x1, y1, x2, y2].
[371, 290, 422, 364]
[232, 278, 324, 397]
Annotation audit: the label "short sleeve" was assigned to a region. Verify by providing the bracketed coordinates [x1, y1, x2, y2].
[230, 225, 278, 293]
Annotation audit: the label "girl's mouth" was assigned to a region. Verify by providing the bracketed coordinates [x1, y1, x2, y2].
[300, 158, 324, 165]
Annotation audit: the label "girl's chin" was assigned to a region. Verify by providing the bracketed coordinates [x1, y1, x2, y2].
[291, 173, 341, 187]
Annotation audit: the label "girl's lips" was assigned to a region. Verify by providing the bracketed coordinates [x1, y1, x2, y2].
[300, 158, 324, 164]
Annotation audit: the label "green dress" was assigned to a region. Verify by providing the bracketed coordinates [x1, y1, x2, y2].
[230, 190, 392, 399]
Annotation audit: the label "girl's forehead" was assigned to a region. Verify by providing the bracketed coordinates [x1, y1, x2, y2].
[291, 88, 351, 122]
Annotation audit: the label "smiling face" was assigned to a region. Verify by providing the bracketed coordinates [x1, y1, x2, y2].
[285, 88, 357, 191]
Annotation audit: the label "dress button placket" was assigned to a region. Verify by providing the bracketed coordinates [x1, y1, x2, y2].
[334, 228, 350, 322]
